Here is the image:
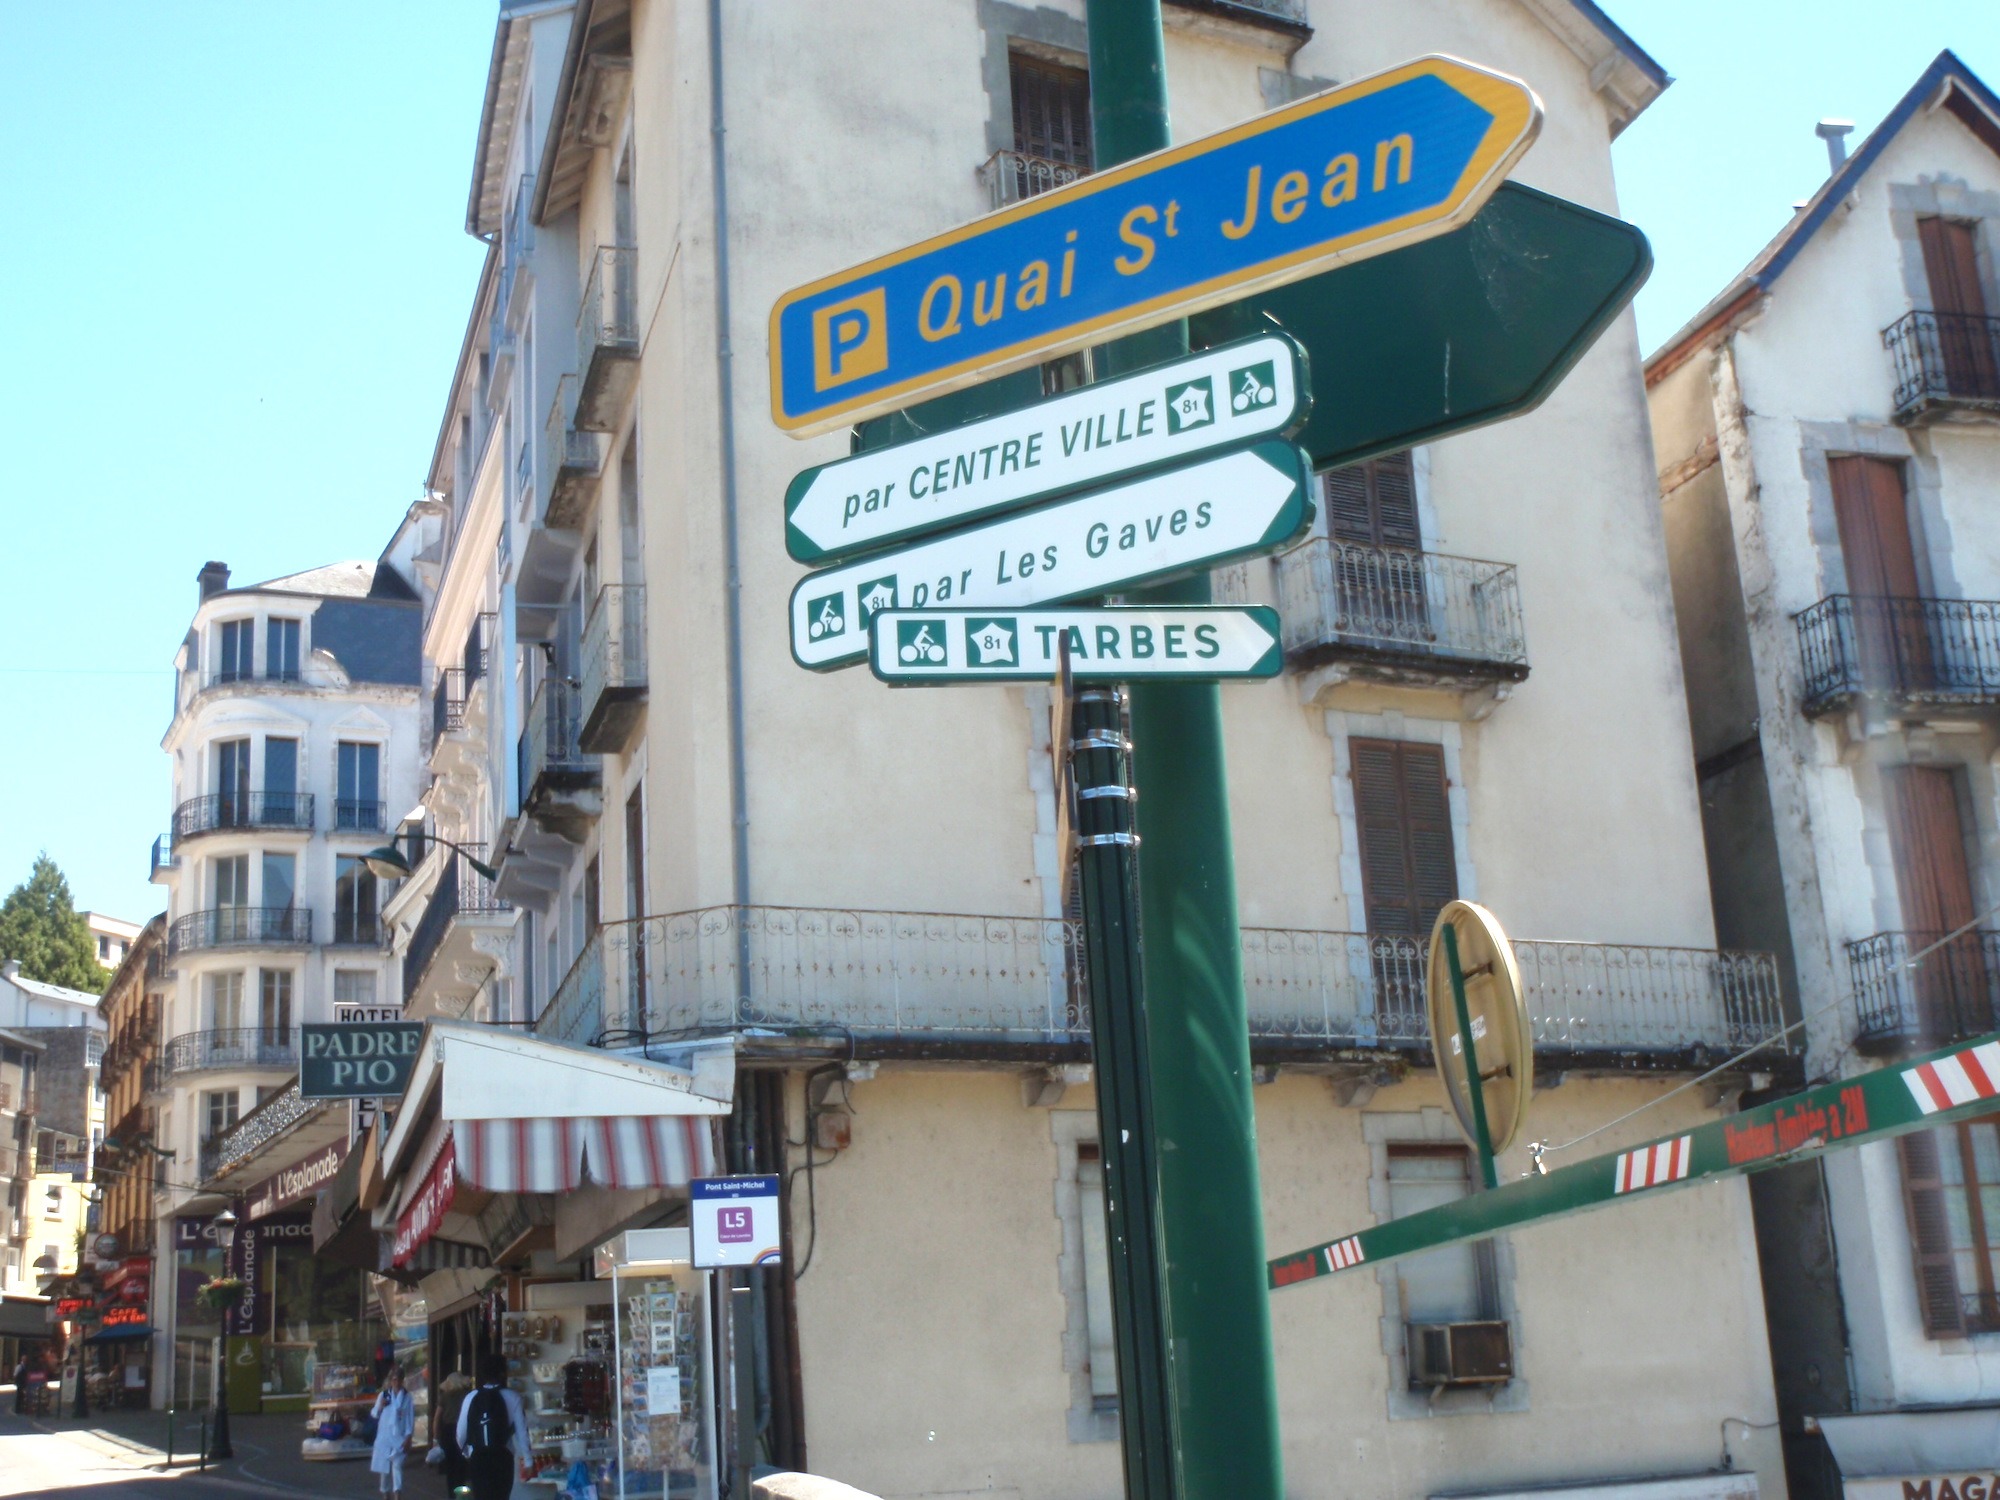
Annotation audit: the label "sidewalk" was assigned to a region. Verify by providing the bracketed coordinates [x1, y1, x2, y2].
[1, 1388, 450, 1498]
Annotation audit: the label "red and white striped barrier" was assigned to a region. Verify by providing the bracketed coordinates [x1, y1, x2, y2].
[1614, 1135, 1691, 1194]
[1903, 1040, 2000, 1116]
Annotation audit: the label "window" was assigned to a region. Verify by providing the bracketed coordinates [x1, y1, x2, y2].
[258, 970, 292, 1041]
[1075, 1144, 1118, 1406]
[266, 617, 301, 681]
[1917, 215, 1999, 399]
[1387, 1146, 1497, 1324]
[334, 856, 379, 945]
[43, 1184, 61, 1219]
[207, 971, 245, 1032]
[217, 620, 253, 684]
[262, 852, 296, 914]
[334, 970, 377, 1015]
[1828, 456, 1930, 694]
[264, 738, 300, 823]
[336, 742, 382, 831]
[520, 911, 537, 1016]
[203, 1090, 239, 1142]
[1011, 53, 1092, 169]
[214, 739, 251, 826]
[1351, 740, 1457, 940]
[1883, 765, 1986, 1044]
[1901, 1122, 2000, 1337]
[97, 936, 110, 961]
[1323, 452, 1420, 549]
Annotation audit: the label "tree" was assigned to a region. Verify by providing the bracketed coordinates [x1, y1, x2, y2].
[0, 855, 107, 994]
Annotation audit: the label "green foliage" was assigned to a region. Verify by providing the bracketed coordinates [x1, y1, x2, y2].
[0, 854, 107, 994]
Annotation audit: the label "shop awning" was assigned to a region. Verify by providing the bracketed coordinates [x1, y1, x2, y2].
[1819, 1408, 2000, 1477]
[456, 1115, 715, 1193]
[83, 1325, 155, 1345]
[0, 1297, 50, 1339]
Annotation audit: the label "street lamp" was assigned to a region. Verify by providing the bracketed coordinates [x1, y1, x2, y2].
[209, 1208, 236, 1460]
[68, 1266, 96, 1419]
[361, 834, 498, 883]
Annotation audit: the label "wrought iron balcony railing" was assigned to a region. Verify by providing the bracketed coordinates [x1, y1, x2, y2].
[333, 799, 387, 833]
[534, 905, 1788, 1064]
[1275, 539, 1529, 682]
[200, 1081, 314, 1184]
[544, 372, 607, 529]
[979, 150, 1085, 209]
[159, 1028, 299, 1082]
[581, 585, 647, 752]
[403, 858, 512, 1005]
[576, 246, 640, 430]
[433, 668, 466, 743]
[502, 173, 535, 318]
[168, 907, 313, 955]
[519, 678, 597, 808]
[465, 611, 496, 686]
[1883, 310, 2000, 422]
[1795, 594, 2000, 716]
[1848, 930, 2000, 1053]
[172, 791, 314, 844]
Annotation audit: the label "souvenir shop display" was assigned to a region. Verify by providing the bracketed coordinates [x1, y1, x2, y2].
[505, 1301, 618, 1487]
[301, 1362, 375, 1462]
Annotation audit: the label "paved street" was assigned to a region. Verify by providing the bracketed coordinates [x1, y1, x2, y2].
[0, 1395, 413, 1500]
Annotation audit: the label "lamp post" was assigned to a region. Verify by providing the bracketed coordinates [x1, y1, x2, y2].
[360, 835, 498, 883]
[209, 1208, 236, 1461]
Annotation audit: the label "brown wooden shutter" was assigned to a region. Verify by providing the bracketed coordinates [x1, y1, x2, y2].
[1919, 217, 1989, 318]
[1010, 55, 1092, 168]
[1899, 1129, 1968, 1338]
[1351, 740, 1457, 938]
[1828, 456, 1920, 601]
[1323, 452, 1420, 549]
[1883, 765, 1986, 1040]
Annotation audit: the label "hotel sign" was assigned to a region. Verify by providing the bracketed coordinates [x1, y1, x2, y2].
[300, 1022, 425, 1099]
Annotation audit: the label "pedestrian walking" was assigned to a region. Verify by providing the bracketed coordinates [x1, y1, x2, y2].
[10, 1354, 27, 1415]
[369, 1364, 417, 1500]
[455, 1354, 531, 1500]
[431, 1370, 474, 1493]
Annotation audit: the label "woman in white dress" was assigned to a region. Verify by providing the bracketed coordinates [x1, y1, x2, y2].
[369, 1363, 417, 1500]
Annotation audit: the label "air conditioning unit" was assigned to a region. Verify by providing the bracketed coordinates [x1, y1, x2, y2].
[1406, 1321, 1513, 1389]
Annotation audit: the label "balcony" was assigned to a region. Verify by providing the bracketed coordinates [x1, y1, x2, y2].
[1883, 310, 2000, 424]
[172, 791, 314, 845]
[502, 174, 536, 321]
[167, 907, 312, 955]
[332, 799, 387, 834]
[1848, 930, 2000, 1055]
[1275, 539, 1530, 687]
[1795, 595, 2000, 718]
[534, 905, 1787, 1070]
[518, 678, 599, 835]
[544, 373, 607, 529]
[489, 297, 518, 390]
[576, 246, 639, 430]
[158, 1028, 299, 1082]
[433, 668, 466, 743]
[581, 585, 647, 753]
[199, 1081, 317, 1185]
[979, 150, 1085, 209]
[150, 834, 175, 883]
[464, 612, 496, 684]
[402, 859, 513, 1010]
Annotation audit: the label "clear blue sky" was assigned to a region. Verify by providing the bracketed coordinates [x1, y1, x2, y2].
[0, 2, 1996, 928]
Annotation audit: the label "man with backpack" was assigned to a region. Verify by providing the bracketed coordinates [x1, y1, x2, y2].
[455, 1353, 532, 1499]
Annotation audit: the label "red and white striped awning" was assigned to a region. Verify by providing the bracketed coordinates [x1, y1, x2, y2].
[454, 1115, 715, 1194]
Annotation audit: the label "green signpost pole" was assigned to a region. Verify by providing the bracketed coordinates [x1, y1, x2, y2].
[1443, 925, 1501, 1190]
[1086, 3, 1285, 1498]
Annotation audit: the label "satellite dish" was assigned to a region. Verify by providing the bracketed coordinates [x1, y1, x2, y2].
[1426, 901, 1532, 1159]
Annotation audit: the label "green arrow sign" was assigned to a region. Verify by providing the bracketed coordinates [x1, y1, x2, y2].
[869, 606, 1283, 683]
[789, 440, 1313, 670]
[1192, 181, 1651, 471]
[786, 332, 1308, 564]
[1268, 1032, 2000, 1291]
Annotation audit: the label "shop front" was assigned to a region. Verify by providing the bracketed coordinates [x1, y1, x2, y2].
[375, 1023, 733, 1496]
[84, 1256, 154, 1409]
[169, 1214, 225, 1410]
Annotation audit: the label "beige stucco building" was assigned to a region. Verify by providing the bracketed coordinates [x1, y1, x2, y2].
[373, 2, 1794, 1498]
[1651, 51, 2000, 1500]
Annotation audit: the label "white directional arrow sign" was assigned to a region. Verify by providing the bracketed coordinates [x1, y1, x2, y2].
[784, 332, 1308, 563]
[788, 440, 1314, 671]
[870, 606, 1284, 683]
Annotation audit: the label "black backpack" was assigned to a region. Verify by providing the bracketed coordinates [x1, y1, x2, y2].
[465, 1387, 513, 1457]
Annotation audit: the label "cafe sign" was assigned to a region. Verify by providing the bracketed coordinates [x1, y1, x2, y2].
[300, 1022, 425, 1099]
[245, 1140, 348, 1221]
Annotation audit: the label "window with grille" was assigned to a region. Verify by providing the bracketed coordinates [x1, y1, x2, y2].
[1349, 739, 1457, 940]
[1011, 53, 1092, 168]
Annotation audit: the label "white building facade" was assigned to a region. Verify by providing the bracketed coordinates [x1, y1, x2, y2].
[1651, 51, 2000, 1500]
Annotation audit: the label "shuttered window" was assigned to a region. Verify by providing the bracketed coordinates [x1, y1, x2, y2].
[1902, 1123, 2000, 1339]
[1323, 452, 1420, 550]
[1011, 54, 1092, 169]
[1350, 739, 1457, 939]
[1919, 217, 1989, 318]
[1387, 1146, 1495, 1323]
